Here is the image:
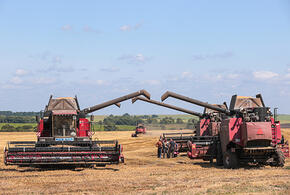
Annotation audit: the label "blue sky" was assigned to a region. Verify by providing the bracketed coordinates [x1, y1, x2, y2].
[0, 1, 290, 114]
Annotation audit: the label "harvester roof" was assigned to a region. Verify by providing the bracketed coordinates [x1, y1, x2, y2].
[46, 97, 80, 111]
[229, 95, 264, 110]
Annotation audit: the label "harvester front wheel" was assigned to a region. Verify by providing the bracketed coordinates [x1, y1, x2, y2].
[271, 149, 285, 167]
[216, 143, 223, 166]
[131, 133, 137, 137]
[3, 146, 8, 166]
[223, 150, 239, 169]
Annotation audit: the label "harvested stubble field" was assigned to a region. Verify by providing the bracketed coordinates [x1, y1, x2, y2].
[0, 129, 289, 195]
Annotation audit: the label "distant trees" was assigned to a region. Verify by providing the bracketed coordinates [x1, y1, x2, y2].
[103, 113, 144, 126]
[1, 124, 35, 132]
[0, 116, 36, 123]
[186, 118, 196, 129]
[176, 118, 184, 124]
[0, 110, 197, 131]
[146, 118, 158, 124]
[0, 111, 39, 116]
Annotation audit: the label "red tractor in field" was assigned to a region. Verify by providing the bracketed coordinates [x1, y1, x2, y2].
[4, 90, 150, 167]
[131, 123, 146, 137]
[162, 91, 289, 168]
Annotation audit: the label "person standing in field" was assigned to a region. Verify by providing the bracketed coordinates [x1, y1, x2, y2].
[162, 138, 167, 158]
[166, 139, 171, 158]
[156, 139, 162, 158]
[168, 138, 176, 158]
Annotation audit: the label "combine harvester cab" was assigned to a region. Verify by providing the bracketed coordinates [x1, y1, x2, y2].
[4, 90, 150, 167]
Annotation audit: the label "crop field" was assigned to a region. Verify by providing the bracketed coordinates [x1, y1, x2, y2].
[0, 129, 289, 195]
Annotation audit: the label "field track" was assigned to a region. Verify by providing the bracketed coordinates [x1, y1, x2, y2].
[0, 129, 289, 195]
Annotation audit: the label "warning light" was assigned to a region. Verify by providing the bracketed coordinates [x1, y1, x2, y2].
[257, 129, 264, 135]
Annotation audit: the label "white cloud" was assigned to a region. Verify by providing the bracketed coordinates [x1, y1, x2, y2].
[120, 25, 131, 31]
[203, 73, 223, 82]
[61, 24, 72, 31]
[181, 71, 193, 79]
[78, 79, 110, 86]
[10, 77, 23, 84]
[120, 22, 143, 32]
[32, 77, 57, 84]
[15, 69, 28, 76]
[83, 25, 101, 34]
[135, 54, 145, 62]
[96, 80, 106, 85]
[52, 56, 62, 64]
[118, 53, 150, 64]
[253, 71, 279, 80]
[192, 51, 234, 61]
[142, 80, 161, 86]
[228, 73, 239, 79]
[285, 73, 290, 79]
[100, 67, 120, 72]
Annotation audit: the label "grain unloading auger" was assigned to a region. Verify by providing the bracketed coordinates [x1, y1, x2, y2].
[132, 96, 217, 153]
[162, 91, 228, 136]
[162, 91, 289, 168]
[4, 90, 150, 166]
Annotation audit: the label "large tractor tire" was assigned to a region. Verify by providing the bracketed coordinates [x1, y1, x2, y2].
[223, 150, 239, 169]
[216, 142, 223, 166]
[270, 149, 285, 167]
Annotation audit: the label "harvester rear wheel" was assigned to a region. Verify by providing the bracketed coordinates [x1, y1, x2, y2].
[223, 150, 239, 169]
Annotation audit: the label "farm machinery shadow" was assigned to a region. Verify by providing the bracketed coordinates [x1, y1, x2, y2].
[0, 164, 119, 172]
[191, 161, 275, 169]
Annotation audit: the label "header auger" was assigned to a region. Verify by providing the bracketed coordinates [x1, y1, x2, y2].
[4, 90, 150, 167]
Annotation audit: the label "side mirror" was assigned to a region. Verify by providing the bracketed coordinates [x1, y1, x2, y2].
[90, 115, 94, 122]
[36, 116, 40, 123]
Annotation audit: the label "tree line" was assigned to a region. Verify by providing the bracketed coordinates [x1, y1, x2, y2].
[0, 111, 196, 131]
[1, 124, 36, 132]
[0, 111, 40, 116]
[99, 113, 196, 131]
[0, 111, 39, 123]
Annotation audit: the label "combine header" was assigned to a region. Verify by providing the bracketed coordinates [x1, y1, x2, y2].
[162, 91, 289, 168]
[4, 90, 150, 166]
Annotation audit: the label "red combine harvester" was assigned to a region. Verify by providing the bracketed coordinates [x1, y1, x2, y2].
[4, 90, 150, 167]
[131, 123, 146, 137]
[162, 91, 289, 168]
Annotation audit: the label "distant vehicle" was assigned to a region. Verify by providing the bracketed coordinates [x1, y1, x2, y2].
[131, 123, 146, 137]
